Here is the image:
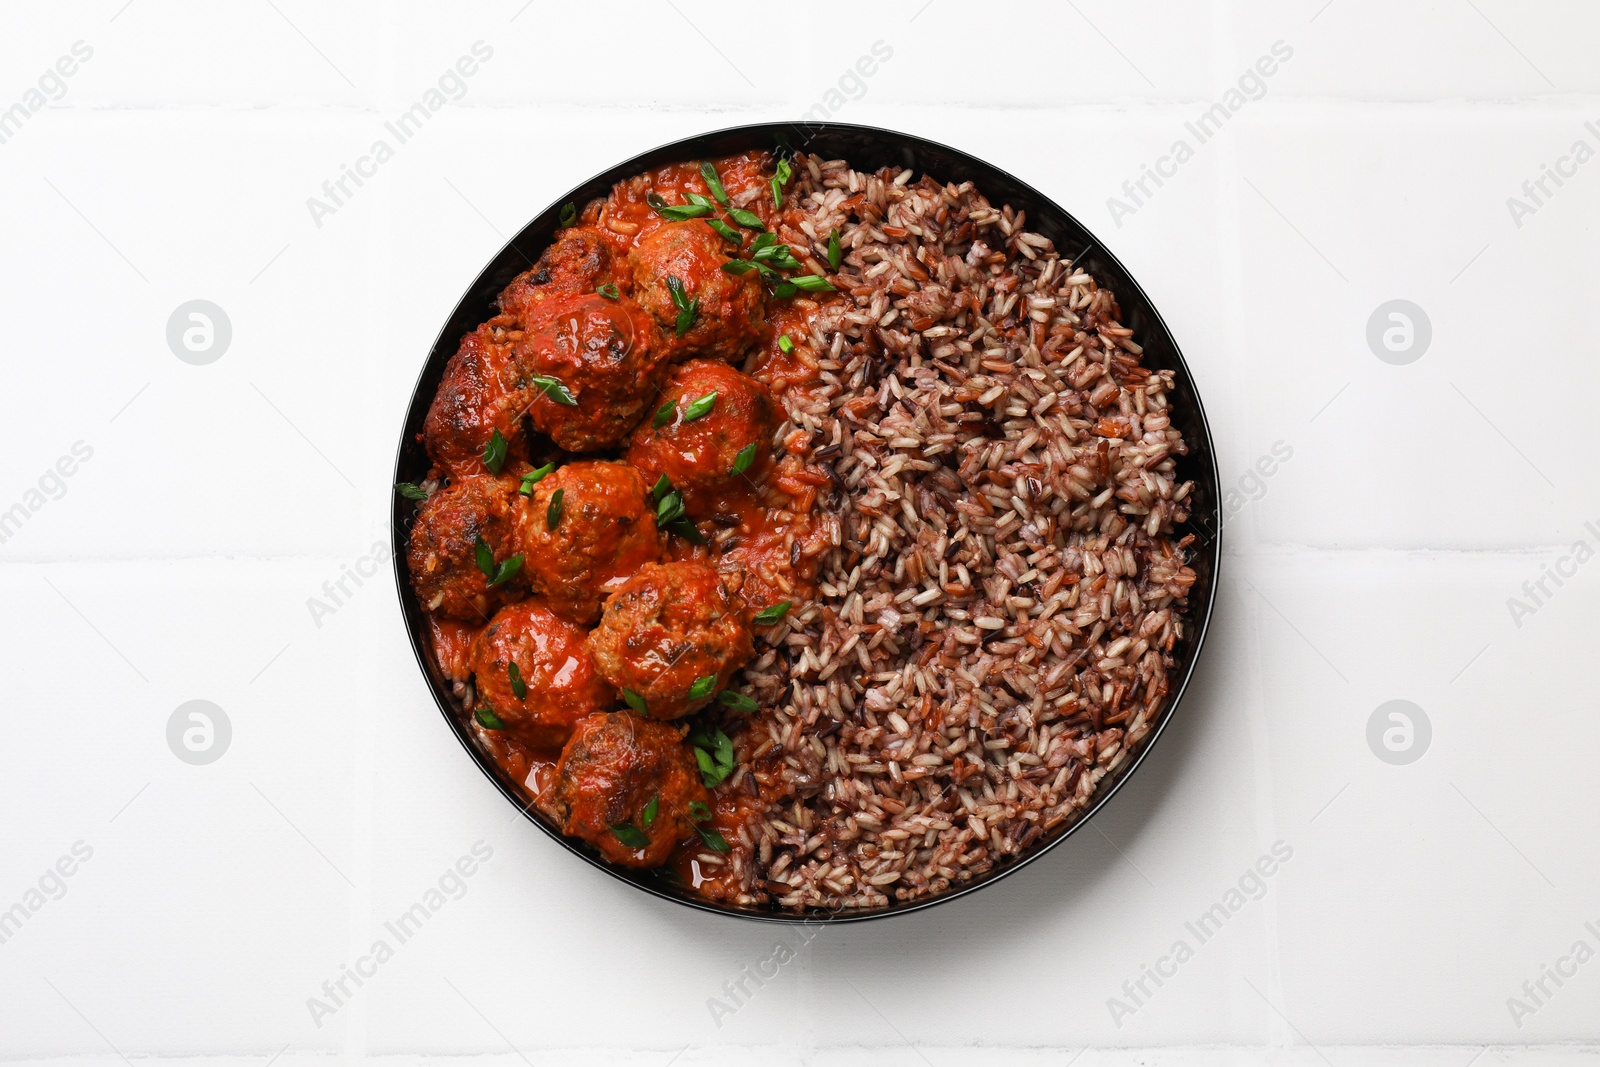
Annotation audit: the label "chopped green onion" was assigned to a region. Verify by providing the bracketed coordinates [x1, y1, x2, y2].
[727, 207, 765, 230]
[685, 192, 716, 209]
[696, 826, 731, 853]
[730, 442, 757, 476]
[828, 228, 842, 270]
[665, 518, 705, 544]
[771, 157, 792, 210]
[750, 231, 777, 252]
[610, 822, 650, 849]
[481, 429, 508, 474]
[721, 259, 759, 275]
[699, 161, 729, 205]
[791, 275, 835, 292]
[692, 744, 733, 790]
[547, 488, 564, 531]
[520, 463, 555, 495]
[777, 335, 795, 354]
[507, 661, 527, 700]
[676, 300, 698, 338]
[652, 398, 676, 429]
[717, 690, 759, 713]
[529, 374, 578, 406]
[770, 281, 797, 299]
[597, 283, 619, 299]
[754, 600, 792, 625]
[648, 474, 671, 504]
[688, 800, 712, 822]
[648, 192, 711, 221]
[665, 276, 698, 338]
[558, 202, 577, 227]
[622, 688, 649, 715]
[641, 794, 659, 829]
[475, 706, 505, 730]
[688, 674, 717, 700]
[684, 391, 717, 421]
[655, 491, 685, 528]
[707, 219, 742, 244]
[395, 482, 428, 501]
[476, 536, 521, 587]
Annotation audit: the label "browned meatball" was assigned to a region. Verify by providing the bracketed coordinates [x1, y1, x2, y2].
[471, 600, 615, 753]
[552, 712, 709, 868]
[423, 327, 529, 479]
[517, 461, 661, 623]
[625, 359, 777, 513]
[629, 220, 764, 362]
[407, 475, 526, 622]
[588, 562, 753, 720]
[497, 226, 613, 330]
[513, 293, 670, 452]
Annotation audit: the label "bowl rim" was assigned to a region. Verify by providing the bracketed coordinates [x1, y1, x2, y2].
[390, 119, 1221, 924]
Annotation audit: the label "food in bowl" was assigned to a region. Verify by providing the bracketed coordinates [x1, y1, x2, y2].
[398, 148, 1199, 912]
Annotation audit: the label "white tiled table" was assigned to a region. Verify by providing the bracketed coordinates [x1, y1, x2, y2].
[2, 2, 1597, 1063]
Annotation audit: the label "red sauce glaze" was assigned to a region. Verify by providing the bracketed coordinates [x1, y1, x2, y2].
[414, 151, 844, 901]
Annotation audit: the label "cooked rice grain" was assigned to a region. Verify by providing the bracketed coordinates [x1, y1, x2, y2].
[726, 155, 1198, 911]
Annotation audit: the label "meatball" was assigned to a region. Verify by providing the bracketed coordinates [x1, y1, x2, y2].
[513, 293, 670, 452]
[407, 475, 526, 622]
[552, 712, 708, 868]
[423, 327, 529, 479]
[629, 220, 764, 362]
[497, 226, 613, 331]
[471, 600, 615, 752]
[625, 359, 777, 512]
[517, 461, 661, 623]
[588, 562, 752, 720]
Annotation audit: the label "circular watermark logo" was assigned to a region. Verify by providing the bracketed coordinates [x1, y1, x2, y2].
[1366, 300, 1431, 366]
[166, 300, 232, 365]
[1366, 700, 1430, 765]
[166, 700, 232, 765]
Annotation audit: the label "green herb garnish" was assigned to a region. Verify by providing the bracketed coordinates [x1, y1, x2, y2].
[648, 192, 711, 221]
[697, 826, 731, 853]
[648, 474, 671, 504]
[791, 275, 835, 293]
[507, 661, 527, 700]
[683, 391, 717, 421]
[655, 490, 685, 528]
[730, 442, 757, 476]
[641, 794, 659, 829]
[395, 482, 428, 501]
[689, 800, 712, 822]
[699, 161, 729, 205]
[770, 281, 797, 299]
[519, 463, 555, 495]
[727, 207, 765, 230]
[777, 335, 795, 354]
[665, 519, 705, 544]
[622, 688, 649, 715]
[474, 535, 523, 587]
[717, 690, 759, 713]
[665, 275, 698, 337]
[597, 283, 619, 299]
[721, 259, 760, 275]
[771, 157, 792, 210]
[475, 706, 504, 730]
[688, 674, 717, 700]
[546, 488, 564, 531]
[558, 202, 577, 227]
[827, 228, 841, 270]
[529, 374, 577, 406]
[707, 218, 742, 244]
[689, 725, 735, 788]
[753, 601, 792, 625]
[610, 822, 650, 849]
[481, 429, 508, 474]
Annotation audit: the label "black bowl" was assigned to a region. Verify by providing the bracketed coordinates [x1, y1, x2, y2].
[391, 121, 1221, 923]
